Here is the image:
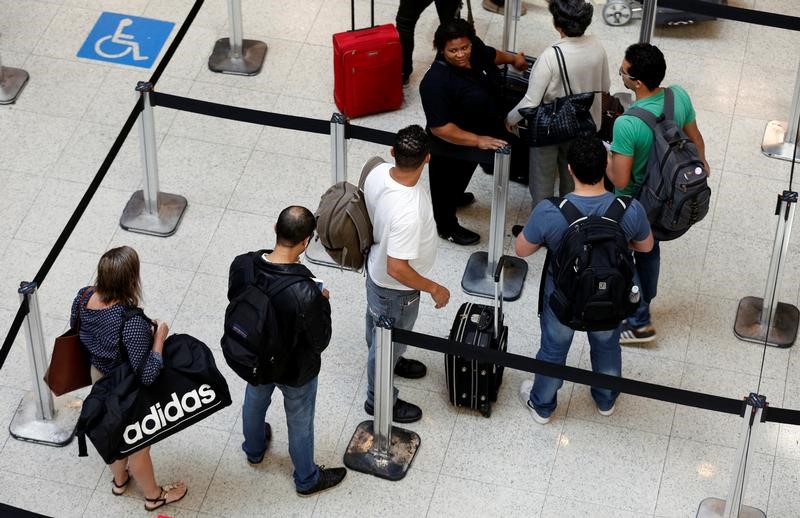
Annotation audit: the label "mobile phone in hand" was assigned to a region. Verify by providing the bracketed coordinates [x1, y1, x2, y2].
[311, 277, 324, 291]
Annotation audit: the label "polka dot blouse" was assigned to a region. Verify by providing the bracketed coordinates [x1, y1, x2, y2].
[70, 287, 163, 386]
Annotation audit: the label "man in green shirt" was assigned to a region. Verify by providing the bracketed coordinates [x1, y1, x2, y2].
[607, 43, 709, 344]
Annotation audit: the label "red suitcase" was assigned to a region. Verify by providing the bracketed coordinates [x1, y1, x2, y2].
[333, 1, 403, 118]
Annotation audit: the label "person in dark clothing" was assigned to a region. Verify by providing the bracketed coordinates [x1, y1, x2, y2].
[420, 18, 528, 245]
[396, 0, 461, 85]
[227, 206, 346, 497]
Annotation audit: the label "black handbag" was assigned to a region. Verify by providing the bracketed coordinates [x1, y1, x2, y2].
[76, 308, 231, 464]
[519, 45, 597, 147]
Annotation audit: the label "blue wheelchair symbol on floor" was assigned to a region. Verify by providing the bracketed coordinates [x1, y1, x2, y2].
[77, 12, 174, 69]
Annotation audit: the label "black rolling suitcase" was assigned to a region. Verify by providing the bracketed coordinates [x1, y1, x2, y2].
[445, 259, 508, 417]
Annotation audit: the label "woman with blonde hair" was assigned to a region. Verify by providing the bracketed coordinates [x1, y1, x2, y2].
[70, 245, 187, 512]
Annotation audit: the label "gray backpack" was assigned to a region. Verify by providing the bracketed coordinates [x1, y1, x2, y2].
[315, 157, 384, 270]
[627, 87, 711, 241]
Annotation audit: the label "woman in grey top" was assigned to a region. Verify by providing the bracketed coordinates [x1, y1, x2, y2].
[505, 0, 610, 209]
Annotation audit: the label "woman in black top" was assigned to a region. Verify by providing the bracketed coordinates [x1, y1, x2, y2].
[71, 246, 186, 512]
[420, 18, 528, 245]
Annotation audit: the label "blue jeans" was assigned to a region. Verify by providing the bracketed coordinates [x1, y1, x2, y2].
[241, 377, 319, 491]
[526, 278, 622, 417]
[628, 241, 661, 328]
[365, 274, 420, 406]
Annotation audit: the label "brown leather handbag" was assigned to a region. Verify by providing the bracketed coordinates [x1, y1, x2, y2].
[44, 288, 93, 396]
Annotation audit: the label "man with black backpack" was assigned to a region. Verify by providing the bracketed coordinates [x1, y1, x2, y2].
[516, 136, 652, 424]
[608, 43, 710, 344]
[226, 206, 346, 496]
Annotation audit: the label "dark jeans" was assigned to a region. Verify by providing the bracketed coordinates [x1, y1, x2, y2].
[428, 152, 479, 233]
[396, 0, 461, 80]
[629, 241, 661, 328]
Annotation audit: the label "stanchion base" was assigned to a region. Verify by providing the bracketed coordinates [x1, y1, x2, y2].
[762, 120, 799, 162]
[733, 296, 799, 348]
[0, 66, 30, 105]
[208, 38, 267, 76]
[304, 236, 357, 272]
[342, 420, 420, 481]
[120, 190, 188, 237]
[461, 252, 528, 301]
[8, 392, 82, 447]
[696, 497, 765, 518]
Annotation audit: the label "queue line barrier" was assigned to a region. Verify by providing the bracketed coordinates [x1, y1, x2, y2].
[0, 1, 798, 515]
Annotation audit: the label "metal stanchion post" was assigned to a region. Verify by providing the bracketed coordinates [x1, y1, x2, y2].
[501, 0, 521, 53]
[343, 317, 421, 480]
[8, 282, 81, 447]
[305, 113, 353, 269]
[696, 394, 767, 518]
[461, 146, 528, 301]
[639, 0, 658, 44]
[762, 58, 800, 162]
[208, 0, 268, 76]
[734, 191, 799, 347]
[0, 51, 30, 105]
[119, 82, 188, 237]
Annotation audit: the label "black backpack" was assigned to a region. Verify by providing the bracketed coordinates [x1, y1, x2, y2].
[221, 263, 307, 385]
[627, 87, 711, 241]
[538, 197, 638, 331]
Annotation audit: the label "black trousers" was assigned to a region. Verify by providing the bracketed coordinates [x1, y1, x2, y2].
[428, 153, 480, 233]
[396, 0, 461, 80]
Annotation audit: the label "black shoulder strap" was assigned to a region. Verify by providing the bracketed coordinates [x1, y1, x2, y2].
[264, 275, 308, 298]
[663, 87, 675, 121]
[603, 196, 632, 223]
[626, 106, 659, 130]
[118, 306, 148, 377]
[554, 198, 585, 226]
[538, 251, 551, 318]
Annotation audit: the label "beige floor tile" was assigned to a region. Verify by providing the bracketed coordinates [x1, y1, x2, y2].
[655, 437, 773, 517]
[548, 418, 669, 514]
[428, 474, 546, 517]
[0, 468, 93, 517]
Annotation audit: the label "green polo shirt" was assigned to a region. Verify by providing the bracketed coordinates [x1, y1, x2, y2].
[610, 85, 696, 196]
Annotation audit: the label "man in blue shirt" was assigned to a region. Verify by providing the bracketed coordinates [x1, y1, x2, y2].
[516, 136, 653, 423]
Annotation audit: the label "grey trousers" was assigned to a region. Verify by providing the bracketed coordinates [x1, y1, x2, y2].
[529, 141, 574, 209]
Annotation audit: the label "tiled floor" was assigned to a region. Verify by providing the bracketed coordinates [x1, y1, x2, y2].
[1, 0, 800, 516]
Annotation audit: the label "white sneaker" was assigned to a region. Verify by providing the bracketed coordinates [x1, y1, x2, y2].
[597, 403, 616, 417]
[518, 380, 550, 424]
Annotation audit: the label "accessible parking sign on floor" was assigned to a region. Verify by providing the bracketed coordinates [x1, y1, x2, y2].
[77, 12, 175, 68]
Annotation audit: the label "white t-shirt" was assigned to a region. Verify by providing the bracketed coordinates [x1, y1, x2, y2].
[364, 162, 437, 290]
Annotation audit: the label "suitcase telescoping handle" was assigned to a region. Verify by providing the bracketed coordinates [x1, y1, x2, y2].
[351, 0, 375, 31]
[493, 256, 506, 340]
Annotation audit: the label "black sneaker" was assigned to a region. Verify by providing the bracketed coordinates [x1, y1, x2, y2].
[296, 465, 347, 497]
[246, 422, 272, 464]
[619, 322, 657, 344]
[457, 192, 476, 208]
[364, 398, 422, 423]
[394, 357, 427, 379]
[438, 225, 480, 246]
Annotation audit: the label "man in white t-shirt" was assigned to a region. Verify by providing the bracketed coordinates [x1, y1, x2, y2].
[363, 125, 450, 424]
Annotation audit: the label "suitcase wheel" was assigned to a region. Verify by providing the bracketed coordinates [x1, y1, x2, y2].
[480, 403, 491, 418]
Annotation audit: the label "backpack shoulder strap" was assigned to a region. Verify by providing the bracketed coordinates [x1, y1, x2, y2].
[264, 275, 309, 298]
[626, 107, 659, 131]
[538, 250, 551, 319]
[358, 156, 385, 190]
[662, 87, 675, 121]
[554, 198, 585, 226]
[603, 196, 632, 223]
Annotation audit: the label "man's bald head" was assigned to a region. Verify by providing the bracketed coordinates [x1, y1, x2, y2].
[275, 205, 316, 247]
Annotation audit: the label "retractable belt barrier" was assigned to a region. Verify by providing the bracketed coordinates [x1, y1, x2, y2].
[0, 0, 206, 372]
[392, 327, 800, 425]
[658, 0, 800, 32]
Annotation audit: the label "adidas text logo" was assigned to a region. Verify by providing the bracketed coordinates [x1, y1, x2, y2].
[123, 384, 216, 444]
